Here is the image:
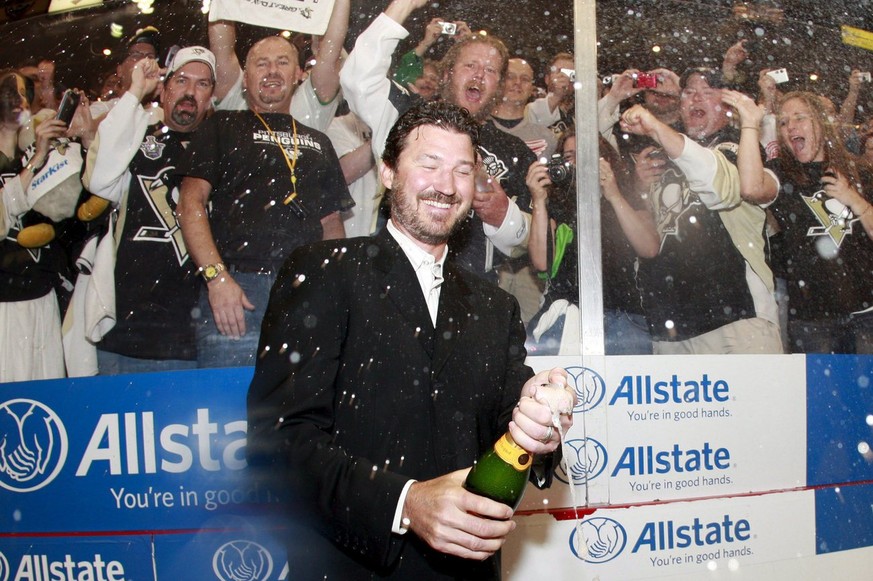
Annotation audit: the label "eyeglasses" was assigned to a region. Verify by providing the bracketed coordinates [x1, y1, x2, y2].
[126, 50, 156, 62]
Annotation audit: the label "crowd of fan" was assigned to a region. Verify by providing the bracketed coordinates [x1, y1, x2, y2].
[1, 0, 872, 382]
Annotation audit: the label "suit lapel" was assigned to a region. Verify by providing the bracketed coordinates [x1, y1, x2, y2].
[432, 264, 472, 376]
[374, 231, 436, 357]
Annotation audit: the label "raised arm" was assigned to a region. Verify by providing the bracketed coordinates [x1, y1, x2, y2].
[340, 0, 427, 158]
[308, 0, 350, 104]
[208, 20, 242, 101]
[722, 89, 779, 205]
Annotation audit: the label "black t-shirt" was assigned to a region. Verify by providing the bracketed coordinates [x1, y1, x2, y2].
[98, 126, 200, 360]
[637, 127, 758, 341]
[767, 160, 873, 320]
[177, 111, 353, 271]
[538, 175, 648, 316]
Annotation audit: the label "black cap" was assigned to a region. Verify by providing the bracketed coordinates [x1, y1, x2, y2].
[128, 26, 160, 55]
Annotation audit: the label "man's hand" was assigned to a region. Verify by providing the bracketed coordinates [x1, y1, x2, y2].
[723, 40, 748, 69]
[510, 368, 575, 454]
[207, 274, 255, 338]
[649, 67, 681, 97]
[129, 57, 162, 102]
[619, 104, 661, 138]
[472, 176, 510, 227]
[419, 17, 444, 52]
[66, 91, 94, 147]
[550, 69, 574, 104]
[606, 69, 643, 103]
[403, 468, 515, 560]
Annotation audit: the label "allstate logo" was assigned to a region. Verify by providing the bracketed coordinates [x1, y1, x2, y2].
[555, 437, 608, 485]
[0, 399, 68, 493]
[569, 516, 627, 564]
[0, 550, 9, 581]
[213, 540, 273, 581]
[566, 366, 606, 412]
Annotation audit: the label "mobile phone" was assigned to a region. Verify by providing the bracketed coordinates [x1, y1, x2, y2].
[560, 68, 577, 82]
[55, 89, 81, 127]
[766, 68, 789, 84]
[164, 44, 180, 69]
[439, 21, 457, 35]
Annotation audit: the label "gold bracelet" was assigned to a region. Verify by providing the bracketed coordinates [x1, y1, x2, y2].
[24, 158, 44, 173]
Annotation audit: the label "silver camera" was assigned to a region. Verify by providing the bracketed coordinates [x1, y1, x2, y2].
[439, 21, 457, 35]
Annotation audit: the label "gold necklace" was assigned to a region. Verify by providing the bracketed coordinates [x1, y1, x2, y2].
[252, 110, 307, 218]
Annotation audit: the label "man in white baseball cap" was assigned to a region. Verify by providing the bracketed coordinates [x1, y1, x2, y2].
[74, 46, 218, 375]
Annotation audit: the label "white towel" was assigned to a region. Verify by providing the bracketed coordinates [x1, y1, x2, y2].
[62, 235, 98, 376]
[85, 216, 117, 343]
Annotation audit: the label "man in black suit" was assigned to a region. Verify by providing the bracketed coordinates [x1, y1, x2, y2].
[247, 101, 574, 580]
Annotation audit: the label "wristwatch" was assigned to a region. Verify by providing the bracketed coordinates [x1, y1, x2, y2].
[199, 262, 226, 283]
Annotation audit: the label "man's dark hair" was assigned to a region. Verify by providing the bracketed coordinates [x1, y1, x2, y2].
[679, 67, 731, 90]
[382, 101, 481, 169]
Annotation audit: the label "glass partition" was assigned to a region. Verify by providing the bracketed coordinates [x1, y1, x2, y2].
[0, 0, 871, 382]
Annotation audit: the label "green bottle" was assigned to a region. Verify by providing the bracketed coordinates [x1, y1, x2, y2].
[464, 432, 532, 509]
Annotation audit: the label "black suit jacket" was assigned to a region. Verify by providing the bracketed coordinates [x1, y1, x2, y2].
[247, 229, 534, 580]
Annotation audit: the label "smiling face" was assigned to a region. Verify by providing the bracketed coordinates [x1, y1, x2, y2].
[679, 73, 729, 140]
[0, 73, 28, 128]
[502, 59, 535, 106]
[412, 62, 440, 101]
[441, 41, 505, 122]
[161, 61, 214, 132]
[243, 37, 302, 113]
[381, 124, 476, 253]
[778, 97, 825, 163]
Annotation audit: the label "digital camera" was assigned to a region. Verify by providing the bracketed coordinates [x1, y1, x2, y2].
[546, 154, 573, 185]
[439, 21, 457, 35]
[632, 72, 658, 89]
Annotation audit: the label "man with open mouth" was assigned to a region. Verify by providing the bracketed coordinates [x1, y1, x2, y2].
[619, 67, 783, 355]
[341, 0, 539, 293]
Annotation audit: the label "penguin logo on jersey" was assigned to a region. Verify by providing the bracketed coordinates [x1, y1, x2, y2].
[651, 166, 700, 250]
[132, 167, 189, 265]
[802, 189, 855, 248]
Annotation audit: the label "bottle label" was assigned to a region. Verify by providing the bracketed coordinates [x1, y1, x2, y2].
[494, 433, 532, 471]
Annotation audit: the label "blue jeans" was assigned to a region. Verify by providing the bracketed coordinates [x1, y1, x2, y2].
[526, 309, 653, 356]
[195, 271, 277, 369]
[604, 310, 653, 355]
[788, 312, 873, 354]
[97, 349, 196, 375]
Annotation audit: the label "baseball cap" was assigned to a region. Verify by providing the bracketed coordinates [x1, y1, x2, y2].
[128, 26, 161, 54]
[166, 46, 217, 81]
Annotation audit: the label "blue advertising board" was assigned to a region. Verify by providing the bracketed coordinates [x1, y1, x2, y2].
[1, 355, 872, 580]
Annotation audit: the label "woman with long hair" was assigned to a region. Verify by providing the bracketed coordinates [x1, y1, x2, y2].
[726, 88, 873, 353]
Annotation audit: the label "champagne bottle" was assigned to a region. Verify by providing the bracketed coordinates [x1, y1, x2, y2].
[464, 432, 532, 509]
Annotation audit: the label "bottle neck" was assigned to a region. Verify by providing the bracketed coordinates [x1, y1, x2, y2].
[494, 432, 532, 471]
